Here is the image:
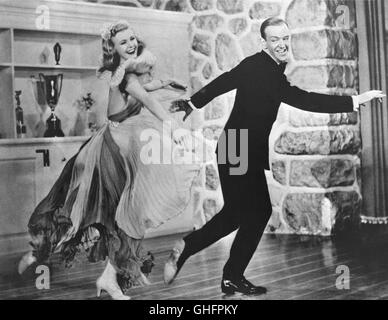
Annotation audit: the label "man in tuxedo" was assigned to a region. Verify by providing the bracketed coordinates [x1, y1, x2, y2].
[164, 17, 384, 295]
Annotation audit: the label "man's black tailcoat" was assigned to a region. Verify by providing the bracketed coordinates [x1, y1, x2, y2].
[191, 51, 354, 171]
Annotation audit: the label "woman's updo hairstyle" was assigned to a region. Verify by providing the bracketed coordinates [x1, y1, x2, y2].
[98, 20, 145, 74]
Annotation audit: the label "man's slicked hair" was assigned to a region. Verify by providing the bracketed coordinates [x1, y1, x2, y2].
[260, 17, 289, 40]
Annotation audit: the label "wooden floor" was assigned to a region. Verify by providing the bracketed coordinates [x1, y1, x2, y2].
[1, 232, 388, 300]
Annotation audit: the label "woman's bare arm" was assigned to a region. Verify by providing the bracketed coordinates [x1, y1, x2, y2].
[125, 73, 176, 124]
[143, 79, 168, 92]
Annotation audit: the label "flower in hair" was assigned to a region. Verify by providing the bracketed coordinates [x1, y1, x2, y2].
[100, 23, 114, 41]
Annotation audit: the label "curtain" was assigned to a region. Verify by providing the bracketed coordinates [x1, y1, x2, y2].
[358, 0, 388, 224]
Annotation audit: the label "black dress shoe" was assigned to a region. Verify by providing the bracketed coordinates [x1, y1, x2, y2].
[221, 277, 267, 295]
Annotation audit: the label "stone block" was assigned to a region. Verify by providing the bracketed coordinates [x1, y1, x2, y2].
[290, 159, 355, 187]
[215, 33, 240, 71]
[286, 0, 356, 29]
[291, 30, 356, 60]
[190, 76, 203, 92]
[266, 209, 282, 233]
[274, 129, 361, 155]
[289, 107, 357, 128]
[202, 62, 213, 79]
[239, 23, 263, 57]
[283, 193, 325, 234]
[249, 1, 281, 20]
[138, 0, 153, 6]
[165, 0, 188, 11]
[189, 55, 204, 72]
[204, 99, 226, 120]
[192, 34, 212, 56]
[203, 198, 218, 221]
[217, 0, 244, 14]
[229, 18, 248, 36]
[326, 191, 361, 235]
[272, 160, 287, 185]
[203, 125, 224, 141]
[267, 183, 284, 207]
[190, 0, 213, 11]
[194, 14, 224, 32]
[205, 164, 220, 190]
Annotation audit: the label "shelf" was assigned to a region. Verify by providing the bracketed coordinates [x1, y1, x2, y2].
[0, 63, 12, 69]
[13, 28, 100, 39]
[14, 63, 97, 72]
[0, 136, 89, 146]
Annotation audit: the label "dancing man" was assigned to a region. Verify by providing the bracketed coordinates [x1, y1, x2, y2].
[164, 17, 385, 295]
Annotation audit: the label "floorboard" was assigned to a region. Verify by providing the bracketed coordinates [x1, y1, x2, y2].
[1, 232, 387, 300]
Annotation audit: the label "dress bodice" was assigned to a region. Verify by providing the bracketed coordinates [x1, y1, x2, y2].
[108, 97, 143, 123]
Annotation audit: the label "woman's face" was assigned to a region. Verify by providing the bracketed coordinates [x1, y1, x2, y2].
[112, 28, 138, 62]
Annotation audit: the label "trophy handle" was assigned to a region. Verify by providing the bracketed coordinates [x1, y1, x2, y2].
[29, 76, 38, 109]
[38, 73, 45, 83]
[38, 73, 48, 109]
[57, 74, 63, 99]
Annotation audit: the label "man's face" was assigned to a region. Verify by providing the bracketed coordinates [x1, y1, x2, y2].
[263, 24, 291, 63]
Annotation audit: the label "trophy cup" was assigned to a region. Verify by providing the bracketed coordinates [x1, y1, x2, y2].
[39, 73, 65, 137]
[29, 75, 48, 137]
[14, 90, 27, 138]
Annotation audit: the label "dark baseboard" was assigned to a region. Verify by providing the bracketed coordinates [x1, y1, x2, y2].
[332, 223, 388, 250]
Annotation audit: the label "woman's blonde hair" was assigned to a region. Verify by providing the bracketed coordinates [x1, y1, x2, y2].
[98, 20, 145, 74]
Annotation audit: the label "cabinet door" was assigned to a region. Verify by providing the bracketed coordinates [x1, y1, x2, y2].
[37, 142, 83, 198]
[0, 141, 83, 254]
[0, 146, 43, 253]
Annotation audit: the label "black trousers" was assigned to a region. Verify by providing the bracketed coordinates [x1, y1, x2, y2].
[183, 158, 272, 280]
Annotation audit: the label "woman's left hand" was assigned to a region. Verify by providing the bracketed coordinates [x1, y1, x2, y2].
[169, 99, 193, 121]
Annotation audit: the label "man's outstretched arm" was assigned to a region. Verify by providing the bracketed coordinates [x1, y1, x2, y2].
[190, 61, 249, 109]
[278, 74, 354, 113]
[278, 74, 384, 113]
[169, 61, 248, 120]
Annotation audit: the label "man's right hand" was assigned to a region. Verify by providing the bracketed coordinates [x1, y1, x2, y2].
[169, 99, 194, 121]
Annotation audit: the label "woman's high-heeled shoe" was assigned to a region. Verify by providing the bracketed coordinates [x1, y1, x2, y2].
[18, 251, 37, 274]
[96, 260, 130, 300]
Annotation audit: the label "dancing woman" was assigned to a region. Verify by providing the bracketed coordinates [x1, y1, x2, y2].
[18, 20, 212, 300]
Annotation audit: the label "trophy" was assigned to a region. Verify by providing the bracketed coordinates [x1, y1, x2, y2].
[29, 75, 48, 137]
[53, 42, 62, 65]
[39, 73, 65, 137]
[14, 90, 27, 138]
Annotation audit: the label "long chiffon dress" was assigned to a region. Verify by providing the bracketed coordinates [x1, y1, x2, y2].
[26, 50, 215, 289]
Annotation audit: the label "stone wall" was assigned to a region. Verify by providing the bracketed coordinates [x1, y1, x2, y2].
[78, 0, 361, 235]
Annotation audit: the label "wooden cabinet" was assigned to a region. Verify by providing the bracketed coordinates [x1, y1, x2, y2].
[0, 138, 86, 254]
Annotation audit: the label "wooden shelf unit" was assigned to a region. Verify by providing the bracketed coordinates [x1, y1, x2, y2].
[0, 27, 105, 139]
